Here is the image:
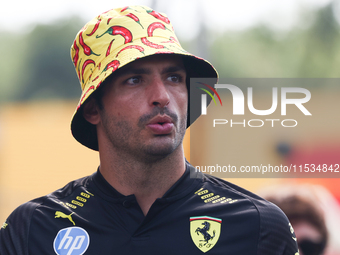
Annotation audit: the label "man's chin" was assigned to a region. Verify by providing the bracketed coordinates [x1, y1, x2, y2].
[146, 144, 177, 156]
[141, 141, 180, 162]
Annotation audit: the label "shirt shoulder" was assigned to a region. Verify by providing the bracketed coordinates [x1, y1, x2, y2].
[0, 175, 92, 255]
[0, 196, 46, 255]
[201, 173, 299, 255]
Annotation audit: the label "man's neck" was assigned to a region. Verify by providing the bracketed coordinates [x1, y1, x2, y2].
[99, 147, 186, 216]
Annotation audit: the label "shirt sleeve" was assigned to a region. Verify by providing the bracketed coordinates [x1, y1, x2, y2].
[256, 199, 299, 255]
[0, 198, 44, 255]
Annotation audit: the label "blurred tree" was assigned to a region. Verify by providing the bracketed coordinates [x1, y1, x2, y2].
[1, 2, 340, 103]
[298, 2, 340, 77]
[17, 17, 85, 101]
[208, 1, 340, 80]
[10, 17, 85, 101]
[0, 32, 28, 102]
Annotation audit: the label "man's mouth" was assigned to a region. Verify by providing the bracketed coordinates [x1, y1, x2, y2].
[147, 116, 174, 134]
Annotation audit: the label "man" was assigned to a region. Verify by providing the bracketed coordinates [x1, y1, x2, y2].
[0, 5, 299, 254]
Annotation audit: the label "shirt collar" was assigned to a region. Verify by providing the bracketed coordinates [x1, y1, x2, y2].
[90, 161, 203, 203]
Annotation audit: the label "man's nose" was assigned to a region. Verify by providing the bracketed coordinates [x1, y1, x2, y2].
[148, 77, 170, 108]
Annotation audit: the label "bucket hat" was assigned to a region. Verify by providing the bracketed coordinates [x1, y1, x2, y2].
[71, 5, 218, 150]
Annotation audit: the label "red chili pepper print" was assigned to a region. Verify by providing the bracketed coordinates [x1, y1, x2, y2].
[72, 40, 80, 67]
[77, 85, 95, 110]
[170, 36, 179, 43]
[126, 13, 144, 29]
[107, 18, 113, 25]
[81, 59, 96, 82]
[147, 10, 170, 24]
[87, 17, 102, 36]
[96, 26, 133, 44]
[115, 45, 145, 58]
[161, 36, 179, 44]
[101, 9, 113, 15]
[77, 59, 82, 79]
[120, 6, 139, 13]
[79, 31, 100, 56]
[120, 6, 129, 12]
[92, 75, 100, 82]
[161, 39, 174, 44]
[154, 51, 174, 54]
[103, 60, 120, 73]
[147, 22, 168, 37]
[96, 81, 102, 89]
[106, 39, 115, 57]
[141, 37, 164, 49]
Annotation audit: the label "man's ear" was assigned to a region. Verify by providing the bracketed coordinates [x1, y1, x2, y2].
[82, 98, 101, 125]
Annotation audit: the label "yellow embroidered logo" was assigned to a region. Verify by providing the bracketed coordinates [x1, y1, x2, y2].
[190, 216, 222, 253]
[1, 222, 8, 229]
[55, 211, 76, 226]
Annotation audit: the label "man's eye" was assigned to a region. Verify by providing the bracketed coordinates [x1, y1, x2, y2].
[126, 77, 141, 85]
[167, 74, 182, 83]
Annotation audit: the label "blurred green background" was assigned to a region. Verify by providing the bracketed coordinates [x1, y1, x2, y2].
[1, 1, 340, 103]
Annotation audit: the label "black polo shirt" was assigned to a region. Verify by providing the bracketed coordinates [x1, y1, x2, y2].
[0, 163, 298, 254]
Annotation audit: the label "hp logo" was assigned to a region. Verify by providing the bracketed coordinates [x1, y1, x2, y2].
[54, 227, 90, 255]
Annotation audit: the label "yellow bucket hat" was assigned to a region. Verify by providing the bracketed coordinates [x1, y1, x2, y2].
[71, 5, 218, 150]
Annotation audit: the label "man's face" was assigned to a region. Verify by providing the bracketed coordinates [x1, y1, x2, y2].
[96, 54, 188, 162]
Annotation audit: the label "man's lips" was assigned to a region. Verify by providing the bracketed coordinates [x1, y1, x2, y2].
[146, 116, 174, 134]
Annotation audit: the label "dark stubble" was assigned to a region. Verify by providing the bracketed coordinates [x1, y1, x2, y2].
[100, 106, 187, 163]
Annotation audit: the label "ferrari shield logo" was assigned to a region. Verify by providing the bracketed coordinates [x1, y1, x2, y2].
[190, 216, 222, 253]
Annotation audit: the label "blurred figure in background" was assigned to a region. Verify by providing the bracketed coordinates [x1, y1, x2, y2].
[260, 184, 329, 255]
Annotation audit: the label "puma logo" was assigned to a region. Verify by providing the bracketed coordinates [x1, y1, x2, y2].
[55, 211, 75, 226]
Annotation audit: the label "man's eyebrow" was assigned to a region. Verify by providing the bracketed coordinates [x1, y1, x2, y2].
[162, 66, 186, 74]
[119, 67, 151, 76]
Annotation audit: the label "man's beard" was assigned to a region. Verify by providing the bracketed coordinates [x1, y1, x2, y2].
[100, 106, 187, 163]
